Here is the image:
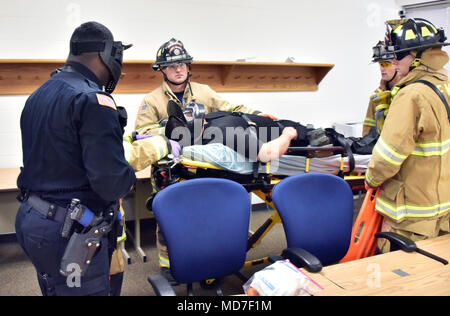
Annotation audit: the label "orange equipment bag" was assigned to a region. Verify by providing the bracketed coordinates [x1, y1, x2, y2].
[340, 188, 383, 263]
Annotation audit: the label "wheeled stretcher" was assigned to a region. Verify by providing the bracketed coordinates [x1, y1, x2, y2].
[148, 143, 371, 269]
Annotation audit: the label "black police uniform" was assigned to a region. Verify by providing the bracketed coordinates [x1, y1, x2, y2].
[15, 61, 136, 296]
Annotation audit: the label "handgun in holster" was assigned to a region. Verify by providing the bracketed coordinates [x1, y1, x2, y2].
[60, 199, 121, 277]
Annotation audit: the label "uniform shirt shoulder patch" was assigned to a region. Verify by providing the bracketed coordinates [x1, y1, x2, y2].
[138, 104, 147, 115]
[96, 93, 117, 110]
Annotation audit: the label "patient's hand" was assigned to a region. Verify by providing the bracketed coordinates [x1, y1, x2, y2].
[257, 127, 298, 162]
[282, 127, 298, 140]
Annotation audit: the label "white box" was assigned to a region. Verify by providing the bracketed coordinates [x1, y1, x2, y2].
[332, 122, 363, 138]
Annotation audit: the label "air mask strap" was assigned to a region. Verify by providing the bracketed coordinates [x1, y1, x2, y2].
[70, 41, 105, 55]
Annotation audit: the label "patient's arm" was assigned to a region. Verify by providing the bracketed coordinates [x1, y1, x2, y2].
[257, 127, 298, 162]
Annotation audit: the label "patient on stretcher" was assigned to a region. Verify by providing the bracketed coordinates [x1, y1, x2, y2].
[128, 101, 374, 175]
[164, 100, 311, 162]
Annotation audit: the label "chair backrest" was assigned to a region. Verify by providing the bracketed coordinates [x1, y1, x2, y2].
[272, 173, 354, 266]
[152, 178, 251, 284]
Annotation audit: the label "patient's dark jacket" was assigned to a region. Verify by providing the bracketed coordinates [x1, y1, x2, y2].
[198, 111, 308, 160]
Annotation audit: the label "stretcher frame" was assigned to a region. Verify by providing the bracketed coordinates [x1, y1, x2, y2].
[150, 146, 367, 270]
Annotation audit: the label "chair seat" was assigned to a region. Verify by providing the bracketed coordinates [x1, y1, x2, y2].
[272, 173, 354, 266]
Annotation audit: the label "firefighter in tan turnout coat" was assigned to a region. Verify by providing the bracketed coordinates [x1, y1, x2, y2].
[365, 18, 450, 252]
[363, 40, 404, 137]
[132, 38, 264, 283]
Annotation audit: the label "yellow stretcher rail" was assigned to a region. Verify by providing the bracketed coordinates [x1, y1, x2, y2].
[179, 158, 223, 170]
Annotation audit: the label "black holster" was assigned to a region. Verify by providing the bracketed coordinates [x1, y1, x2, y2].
[59, 202, 120, 277]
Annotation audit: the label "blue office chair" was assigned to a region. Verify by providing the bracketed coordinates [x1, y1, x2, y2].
[148, 178, 251, 296]
[271, 173, 354, 270]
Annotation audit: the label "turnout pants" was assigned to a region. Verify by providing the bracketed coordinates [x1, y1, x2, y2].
[378, 213, 450, 253]
[156, 224, 170, 268]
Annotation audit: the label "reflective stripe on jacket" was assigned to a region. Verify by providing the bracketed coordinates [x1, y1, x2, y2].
[363, 87, 382, 136]
[123, 135, 169, 172]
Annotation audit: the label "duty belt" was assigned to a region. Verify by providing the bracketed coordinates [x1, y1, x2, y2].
[27, 195, 68, 223]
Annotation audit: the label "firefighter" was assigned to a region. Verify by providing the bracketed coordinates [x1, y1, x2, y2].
[363, 40, 404, 136]
[365, 18, 450, 252]
[135, 38, 262, 133]
[132, 38, 271, 283]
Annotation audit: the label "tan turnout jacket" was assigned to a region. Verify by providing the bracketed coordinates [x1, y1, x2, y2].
[363, 87, 382, 136]
[365, 47, 450, 224]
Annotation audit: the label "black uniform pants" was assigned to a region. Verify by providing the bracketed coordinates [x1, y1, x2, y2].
[15, 201, 111, 296]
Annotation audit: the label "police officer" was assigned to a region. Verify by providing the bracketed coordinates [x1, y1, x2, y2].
[15, 21, 136, 296]
[365, 18, 450, 252]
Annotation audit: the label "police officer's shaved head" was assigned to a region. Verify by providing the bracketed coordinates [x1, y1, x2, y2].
[70, 21, 114, 44]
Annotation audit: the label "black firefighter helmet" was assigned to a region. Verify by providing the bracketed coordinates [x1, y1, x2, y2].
[385, 18, 449, 59]
[152, 38, 193, 71]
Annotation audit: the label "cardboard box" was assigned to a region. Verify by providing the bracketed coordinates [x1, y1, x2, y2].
[332, 122, 363, 138]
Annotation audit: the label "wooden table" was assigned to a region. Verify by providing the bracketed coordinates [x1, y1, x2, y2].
[121, 166, 154, 262]
[0, 168, 21, 235]
[309, 234, 450, 296]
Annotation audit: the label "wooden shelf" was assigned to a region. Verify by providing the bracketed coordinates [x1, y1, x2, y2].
[0, 59, 334, 95]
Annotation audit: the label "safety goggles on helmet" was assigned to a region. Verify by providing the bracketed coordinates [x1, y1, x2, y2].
[372, 41, 396, 62]
[164, 62, 188, 71]
[152, 38, 193, 71]
[70, 40, 132, 93]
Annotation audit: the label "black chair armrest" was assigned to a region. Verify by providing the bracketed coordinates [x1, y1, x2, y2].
[281, 248, 323, 273]
[375, 232, 417, 252]
[147, 274, 177, 296]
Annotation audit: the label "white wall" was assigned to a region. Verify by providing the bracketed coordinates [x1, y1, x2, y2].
[0, 0, 401, 168]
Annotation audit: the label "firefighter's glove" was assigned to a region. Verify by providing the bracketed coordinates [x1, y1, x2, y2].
[168, 140, 181, 157]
